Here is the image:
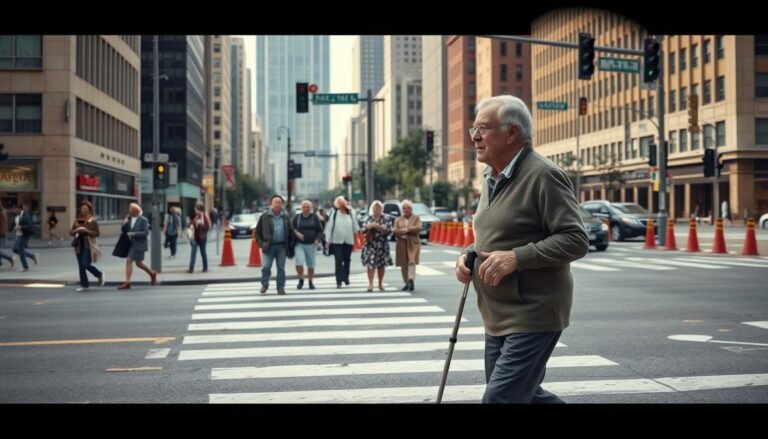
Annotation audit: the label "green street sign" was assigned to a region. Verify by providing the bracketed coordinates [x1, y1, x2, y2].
[598, 57, 640, 73]
[312, 93, 359, 104]
[536, 101, 568, 111]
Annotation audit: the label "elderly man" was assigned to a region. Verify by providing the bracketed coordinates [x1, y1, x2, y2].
[256, 195, 294, 295]
[291, 200, 324, 290]
[455, 95, 588, 404]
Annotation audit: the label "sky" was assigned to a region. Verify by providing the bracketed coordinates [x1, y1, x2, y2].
[241, 35, 357, 154]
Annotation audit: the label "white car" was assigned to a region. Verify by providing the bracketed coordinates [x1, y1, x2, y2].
[759, 212, 768, 230]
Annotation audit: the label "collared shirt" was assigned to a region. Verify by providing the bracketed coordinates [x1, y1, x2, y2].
[15, 211, 22, 227]
[130, 216, 137, 230]
[269, 210, 285, 243]
[483, 145, 525, 201]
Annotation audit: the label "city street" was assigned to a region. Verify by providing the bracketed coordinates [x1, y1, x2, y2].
[1, 237, 766, 403]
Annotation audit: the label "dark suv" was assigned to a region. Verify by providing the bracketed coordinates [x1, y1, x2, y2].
[581, 200, 657, 241]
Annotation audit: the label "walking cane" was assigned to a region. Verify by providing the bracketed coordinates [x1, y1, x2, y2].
[436, 250, 477, 404]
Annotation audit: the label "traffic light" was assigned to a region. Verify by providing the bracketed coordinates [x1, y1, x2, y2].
[643, 38, 660, 83]
[425, 130, 435, 154]
[296, 82, 309, 113]
[578, 97, 588, 116]
[153, 162, 169, 189]
[578, 33, 595, 80]
[288, 159, 295, 179]
[703, 148, 716, 177]
[648, 143, 657, 167]
[688, 94, 699, 132]
[0, 143, 7, 161]
[342, 174, 352, 184]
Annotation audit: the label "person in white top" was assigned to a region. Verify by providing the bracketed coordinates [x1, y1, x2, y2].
[324, 196, 359, 288]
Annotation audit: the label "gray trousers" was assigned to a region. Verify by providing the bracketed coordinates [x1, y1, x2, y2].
[483, 331, 565, 404]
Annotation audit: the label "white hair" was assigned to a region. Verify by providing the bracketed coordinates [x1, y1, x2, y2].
[300, 200, 313, 209]
[475, 95, 533, 143]
[129, 202, 143, 216]
[368, 200, 383, 217]
[401, 199, 413, 209]
[334, 196, 350, 212]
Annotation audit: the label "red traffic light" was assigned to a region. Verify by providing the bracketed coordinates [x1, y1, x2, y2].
[309, 83, 318, 93]
[579, 97, 588, 116]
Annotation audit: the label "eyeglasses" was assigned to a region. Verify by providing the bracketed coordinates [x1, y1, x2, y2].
[469, 124, 508, 138]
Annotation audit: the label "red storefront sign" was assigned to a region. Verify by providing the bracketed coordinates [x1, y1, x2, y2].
[77, 175, 100, 191]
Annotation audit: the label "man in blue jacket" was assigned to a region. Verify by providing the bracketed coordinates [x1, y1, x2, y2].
[12, 204, 38, 271]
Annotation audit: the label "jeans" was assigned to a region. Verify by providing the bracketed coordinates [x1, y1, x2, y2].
[166, 233, 178, 256]
[189, 238, 208, 271]
[261, 244, 287, 290]
[12, 234, 35, 269]
[77, 248, 103, 288]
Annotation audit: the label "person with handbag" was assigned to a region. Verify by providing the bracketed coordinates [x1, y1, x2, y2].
[361, 200, 392, 292]
[291, 200, 324, 290]
[188, 202, 210, 273]
[117, 203, 157, 290]
[0, 205, 14, 269]
[324, 196, 359, 288]
[255, 195, 294, 295]
[70, 200, 104, 291]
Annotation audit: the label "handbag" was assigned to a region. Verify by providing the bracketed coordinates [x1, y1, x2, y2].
[186, 225, 195, 241]
[71, 235, 79, 247]
[112, 233, 132, 258]
[365, 227, 376, 243]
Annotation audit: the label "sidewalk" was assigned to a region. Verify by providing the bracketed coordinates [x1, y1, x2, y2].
[0, 231, 367, 287]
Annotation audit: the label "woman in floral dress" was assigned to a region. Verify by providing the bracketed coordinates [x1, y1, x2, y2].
[361, 200, 393, 292]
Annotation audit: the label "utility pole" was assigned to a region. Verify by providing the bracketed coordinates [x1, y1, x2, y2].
[150, 35, 162, 273]
[656, 36, 668, 246]
[358, 89, 383, 204]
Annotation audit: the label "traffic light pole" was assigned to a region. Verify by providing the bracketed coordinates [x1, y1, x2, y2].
[358, 89, 384, 205]
[656, 36, 668, 246]
[151, 36, 162, 273]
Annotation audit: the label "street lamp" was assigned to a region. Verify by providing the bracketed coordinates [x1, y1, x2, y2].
[276, 125, 292, 210]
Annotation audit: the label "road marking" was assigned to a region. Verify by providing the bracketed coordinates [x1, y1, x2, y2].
[0, 337, 176, 347]
[195, 298, 427, 311]
[202, 286, 398, 296]
[188, 316, 465, 331]
[191, 306, 445, 320]
[33, 301, 46, 305]
[209, 373, 768, 403]
[743, 321, 768, 330]
[442, 250, 460, 256]
[0, 283, 65, 289]
[588, 258, 676, 270]
[198, 292, 413, 303]
[415, 265, 445, 276]
[570, 261, 621, 271]
[668, 334, 768, 347]
[675, 257, 768, 268]
[106, 367, 163, 373]
[145, 348, 171, 359]
[628, 257, 728, 269]
[210, 355, 612, 380]
[184, 327, 489, 344]
[683, 320, 704, 323]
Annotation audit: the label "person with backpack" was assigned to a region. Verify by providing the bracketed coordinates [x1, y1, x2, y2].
[291, 200, 324, 290]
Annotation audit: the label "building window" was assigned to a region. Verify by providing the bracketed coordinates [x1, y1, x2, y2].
[214, 102, 221, 111]
[716, 35, 725, 59]
[0, 94, 42, 133]
[680, 87, 687, 110]
[214, 87, 221, 97]
[704, 124, 714, 148]
[716, 76, 725, 101]
[467, 37, 475, 52]
[516, 43, 523, 57]
[669, 130, 677, 154]
[468, 81, 476, 97]
[680, 48, 687, 71]
[468, 104, 475, 120]
[0, 35, 42, 69]
[679, 129, 688, 152]
[468, 60, 475, 74]
[500, 64, 508, 81]
[214, 72, 221, 83]
[214, 130, 220, 140]
[500, 42, 507, 56]
[691, 44, 699, 68]
[648, 96, 654, 118]
[214, 116, 220, 125]
[755, 35, 768, 55]
[213, 58, 221, 68]
[214, 44, 221, 53]
[716, 121, 726, 146]
[704, 39, 712, 64]
[668, 52, 675, 74]
[691, 131, 700, 150]
[704, 80, 712, 104]
[756, 119, 768, 144]
[756, 73, 768, 98]
[515, 64, 523, 80]
[669, 90, 677, 113]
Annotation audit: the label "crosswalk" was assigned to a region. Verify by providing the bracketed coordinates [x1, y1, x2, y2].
[167, 276, 768, 403]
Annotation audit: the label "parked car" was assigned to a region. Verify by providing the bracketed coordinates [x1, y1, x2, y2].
[581, 200, 657, 241]
[759, 212, 768, 230]
[382, 200, 440, 241]
[580, 207, 609, 251]
[431, 206, 458, 222]
[228, 213, 259, 238]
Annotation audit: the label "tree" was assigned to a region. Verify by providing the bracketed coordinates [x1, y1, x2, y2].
[372, 129, 427, 200]
[557, 151, 581, 190]
[595, 152, 625, 202]
[431, 180, 456, 208]
[225, 172, 273, 213]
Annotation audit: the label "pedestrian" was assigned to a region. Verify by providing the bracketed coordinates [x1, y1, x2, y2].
[721, 200, 732, 226]
[292, 200, 324, 290]
[454, 95, 588, 403]
[361, 200, 392, 292]
[163, 206, 181, 259]
[70, 200, 104, 292]
[12, 204, 38, 272]
[324, 196, 358, 288]
[255, 195, 294, 295]
[47, 212, 61, 244]
[317, 207, 329, 255]
[188, 203, 210, 273]
[118, 202, 157, 290]
[393, 200, 421, 291]
[0, 205, 14, 269]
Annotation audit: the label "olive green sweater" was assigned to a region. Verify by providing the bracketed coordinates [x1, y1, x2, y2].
[470, 145, 588, 335]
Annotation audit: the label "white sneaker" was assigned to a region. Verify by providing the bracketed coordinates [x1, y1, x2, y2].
[99, 273, 106, 287]
[75, 287, 89, 292]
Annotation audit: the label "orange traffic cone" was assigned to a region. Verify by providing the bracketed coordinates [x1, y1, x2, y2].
[453, 222, 466, 247]
[664, 219, 677, 250]
[446, 222, 457, 246]
[428, 222, 436, 242]
[742, 218, 760, 256]
[643, 219, 656, 249]
[604, 219, 611, 241]
[437, 222, 447, 245]
[220, 229, 236, 266]
[464, 222, 475, 247]
[685, 218, 701, 252]
[247, 229, 262, 267]
[712, 218, 727, 254]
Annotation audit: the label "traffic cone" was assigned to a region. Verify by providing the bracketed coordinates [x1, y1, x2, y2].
[247, 229, 262, 267]
[220, 229, 236, 266]
[604, 219, 611, 241]
[643, 219, 656, 249]
[742, 218, 760, 256]
[465, 222, 475, 247]
[428, 222, 436, 242]
[437, 221, 447, 245]
[446, 222, 457, 246]
[453, 222, 466, 247]
[685, 218, 701, 252]
[664, 219, 677, 250]
[712, 218, 728, 254]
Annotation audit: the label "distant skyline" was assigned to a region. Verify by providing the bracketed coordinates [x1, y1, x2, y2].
[241, 35, 356, 156]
